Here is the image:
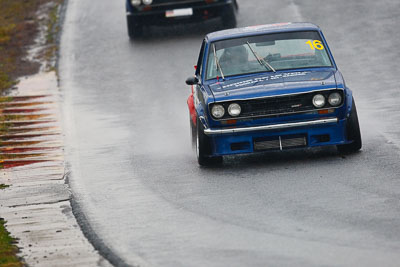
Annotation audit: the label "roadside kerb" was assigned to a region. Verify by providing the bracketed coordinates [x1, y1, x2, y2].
[0, 71, 112, 267]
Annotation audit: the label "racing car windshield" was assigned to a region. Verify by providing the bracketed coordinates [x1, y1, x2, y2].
[206, 31, 333, 80]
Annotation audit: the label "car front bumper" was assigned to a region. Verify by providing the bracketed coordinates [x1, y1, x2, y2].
[205, 117, 349, 156]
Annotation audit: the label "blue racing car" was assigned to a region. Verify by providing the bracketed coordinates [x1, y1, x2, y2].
[186, 22, 362, 165]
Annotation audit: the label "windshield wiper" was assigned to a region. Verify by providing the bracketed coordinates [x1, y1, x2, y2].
[246, 41, 276, 73]
[213, 44, 225, 80]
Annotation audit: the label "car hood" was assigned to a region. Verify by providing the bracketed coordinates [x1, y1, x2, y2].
[207, 70, 337, 102]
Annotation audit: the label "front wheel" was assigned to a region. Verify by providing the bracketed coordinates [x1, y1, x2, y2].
[196, 117, 222, 166]
[190, 116, 196, 150]
[337, 98, 362, 153]
[127, 16, 143, 39]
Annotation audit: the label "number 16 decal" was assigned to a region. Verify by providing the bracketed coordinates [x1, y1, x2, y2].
[306, 40, 324, 50]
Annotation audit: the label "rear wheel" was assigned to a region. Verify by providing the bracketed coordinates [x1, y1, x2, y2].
[221, 5, 237, 29]
[337, 98, 362, 153]
[196, 117, 222, 166]
[127, 16, 143, 39]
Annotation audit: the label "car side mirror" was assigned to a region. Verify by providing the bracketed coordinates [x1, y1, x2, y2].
[186, 76, 199, 85]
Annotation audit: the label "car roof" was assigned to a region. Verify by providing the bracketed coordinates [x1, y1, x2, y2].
[206, 22, 321, 42]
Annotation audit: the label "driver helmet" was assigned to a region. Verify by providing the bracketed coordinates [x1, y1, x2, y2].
[222, 45, 249, 65]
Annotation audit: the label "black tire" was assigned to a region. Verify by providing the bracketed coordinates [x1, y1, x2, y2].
[196, 117, 222, 166]
[221, 5, 237, 29]
[190, 116, 196, 150]
[127, 16, 143, 39]
[234, 0, 239, 10]
[337, 98, 362, 153]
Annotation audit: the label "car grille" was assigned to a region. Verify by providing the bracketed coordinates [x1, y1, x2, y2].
[211, 89, 343, 120]
[254, 135, 307, 151]
[240, 93, 315, 118]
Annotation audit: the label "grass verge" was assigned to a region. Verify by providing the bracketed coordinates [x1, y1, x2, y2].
[0, 184, 9, 189]
[0, 0, 40, 92]
[0, 0, 64, 92]
[1, 183, 24, 267]
[0, 218, 24, 267]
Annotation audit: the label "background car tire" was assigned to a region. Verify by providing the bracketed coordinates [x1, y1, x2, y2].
[221, 5, 237, 29]
[196, 117, 222, 166]
[234, 0, 239, 10]
[337, 97, 362, 153]
[127, 16, 143, 39]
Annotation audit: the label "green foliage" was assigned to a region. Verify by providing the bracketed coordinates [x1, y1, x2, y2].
[0, 218, 24, 267]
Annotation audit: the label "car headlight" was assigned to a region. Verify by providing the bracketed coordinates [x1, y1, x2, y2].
[328, 92, 342, 106]
[228, 103, 241, 117]
[312, 94, 326, 108]
[142, 0, 152, 5]
[131, 0, 141, 6]
[211, 104, 225, 119]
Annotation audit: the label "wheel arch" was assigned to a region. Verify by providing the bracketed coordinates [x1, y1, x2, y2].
[344, 87, 354, 117]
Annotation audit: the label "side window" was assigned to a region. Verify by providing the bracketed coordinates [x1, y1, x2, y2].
[196, 40, 206, 77]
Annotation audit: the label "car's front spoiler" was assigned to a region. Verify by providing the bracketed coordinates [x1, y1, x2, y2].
[204, 118, 338, 136]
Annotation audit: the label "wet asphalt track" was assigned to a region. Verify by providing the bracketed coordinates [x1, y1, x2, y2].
[60, 0, 400, 266]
